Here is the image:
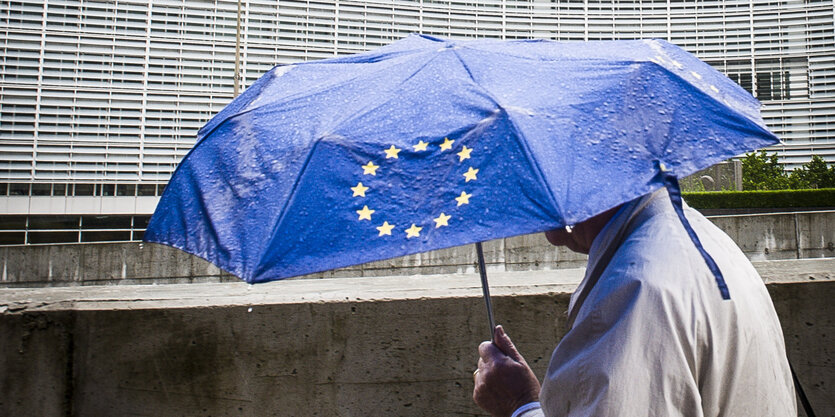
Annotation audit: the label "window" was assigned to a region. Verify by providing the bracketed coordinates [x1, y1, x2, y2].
[74, 184, 95, 196]
[727, 72, 754, 94]
[9, 183, 30, 196]
[116, 184, 136, 196]
[31, 183, 52, 196]
[757, 71, 791, 100]
[0, 215, 151, 245]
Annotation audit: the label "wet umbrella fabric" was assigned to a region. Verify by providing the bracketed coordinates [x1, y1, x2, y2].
[144, 35, 778, 290]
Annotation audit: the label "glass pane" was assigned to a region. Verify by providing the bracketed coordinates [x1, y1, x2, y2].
[0, 183, 8, 195]
[137, 184, 156, 196]
[82, 216, 132, 229]
[134, 215, 152, 228]
[117, 184, 136, 196]
[81, 230, 131, 242]
[74, 183, 95, 196]
[28, 231, 78, 244]
[0, 232, 26, 245]
[53, 184, 67, 196]
[28, 216, 79, 230]
[32, 183, 52, 196]
[9, 183, 30, 196]
[738, 73, 753, 94]
[101, 184, 115, 196]
[0, 216, 27, 230]
[756, 72, 772, 100]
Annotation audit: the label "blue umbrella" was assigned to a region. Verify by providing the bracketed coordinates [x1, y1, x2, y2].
[145, 35, 777, 303]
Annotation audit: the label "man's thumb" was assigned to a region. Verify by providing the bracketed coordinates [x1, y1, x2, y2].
[494, 325, 523, 362]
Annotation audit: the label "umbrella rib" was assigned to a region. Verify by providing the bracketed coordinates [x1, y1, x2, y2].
[250, 138, 324, 281]
[647, 60, 778, 149]
[450, 48, 567, 227]
[198, 50, 434, 146]
[460, 41, 774, 147]
[320, 54, 443, 133]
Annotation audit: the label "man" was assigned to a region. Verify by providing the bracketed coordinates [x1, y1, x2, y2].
[473, 188, 796, 416]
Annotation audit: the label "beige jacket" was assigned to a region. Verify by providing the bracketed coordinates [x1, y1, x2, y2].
[522, 189, 796, 417]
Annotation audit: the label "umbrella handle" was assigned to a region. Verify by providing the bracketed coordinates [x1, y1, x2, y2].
[476, 242, 496, 343]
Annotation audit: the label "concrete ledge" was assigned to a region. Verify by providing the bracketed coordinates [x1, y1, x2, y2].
[1, 258, 832, 416]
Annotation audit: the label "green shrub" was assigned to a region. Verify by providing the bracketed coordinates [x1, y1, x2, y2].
[741, 151, 835, 190]
[789, 155, 835, 189]
[682, 189, 835, 209]
[741, 150, 791, 190]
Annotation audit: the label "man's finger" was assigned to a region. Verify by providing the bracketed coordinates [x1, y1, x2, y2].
[478, 340, 506, 362]
[493, 325, 524, 362]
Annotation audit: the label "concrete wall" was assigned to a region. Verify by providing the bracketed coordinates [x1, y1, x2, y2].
[0, 240, 239, 287]
[2, 210, 833, 287]
[1, 259, 832, 416]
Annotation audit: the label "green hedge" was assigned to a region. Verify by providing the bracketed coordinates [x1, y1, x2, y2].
[682, 188, 835, 209]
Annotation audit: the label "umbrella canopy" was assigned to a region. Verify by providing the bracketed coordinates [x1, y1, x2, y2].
[145, 34, 778, 285]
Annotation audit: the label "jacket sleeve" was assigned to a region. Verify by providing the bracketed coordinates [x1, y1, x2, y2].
[518, 407, 546, 417]
[539, 247, 705, 417]
[512, 402, 545, 417]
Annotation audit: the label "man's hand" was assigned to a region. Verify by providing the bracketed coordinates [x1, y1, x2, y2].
[473, 325, 541, 417]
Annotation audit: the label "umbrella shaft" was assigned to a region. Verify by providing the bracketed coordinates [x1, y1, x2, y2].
[476, 242, 496, 342]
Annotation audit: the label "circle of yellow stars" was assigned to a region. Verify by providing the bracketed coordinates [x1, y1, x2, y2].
[350, 136, 478, 239]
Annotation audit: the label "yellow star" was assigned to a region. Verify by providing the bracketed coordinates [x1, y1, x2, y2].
[405, 223, 423, 238]
[351, 182, 369, 197]
[433, 213, 451, 228]
[362, 161, 379, 176]
[383, 145, 401, 159]
[413, 140, 429, 152]
[356, 205, 375, 221]
[455, 191, 472, 206]
[457, 146, 472, 162]
[376, 221, 395, 236]
[463, 167, 479, 182]
[439, 137, 455, 151]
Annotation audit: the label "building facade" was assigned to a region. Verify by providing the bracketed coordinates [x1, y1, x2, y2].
[1, 0, 834, 245]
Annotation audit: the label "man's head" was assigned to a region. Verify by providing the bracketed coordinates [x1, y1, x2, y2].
[544, 205, 621, 254]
